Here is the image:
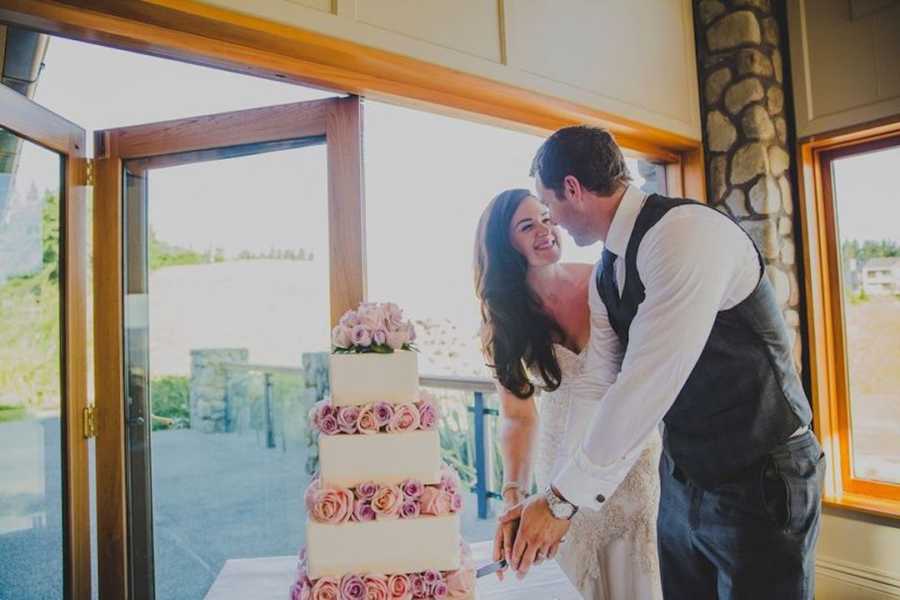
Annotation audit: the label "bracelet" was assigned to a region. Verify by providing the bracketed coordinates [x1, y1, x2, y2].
[501, 481, 522, 496]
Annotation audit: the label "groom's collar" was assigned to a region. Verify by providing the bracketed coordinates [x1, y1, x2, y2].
[604, 184, 647, 257]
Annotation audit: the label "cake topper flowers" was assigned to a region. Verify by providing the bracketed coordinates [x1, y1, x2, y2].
[332, 302, 417, 354]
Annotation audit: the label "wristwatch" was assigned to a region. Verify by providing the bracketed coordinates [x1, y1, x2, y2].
[544, 486, 578, 520]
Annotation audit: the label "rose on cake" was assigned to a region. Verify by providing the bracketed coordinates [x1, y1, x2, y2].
[371, 485, 403, 520]
[389, 403, 421, 433]
[306, 482, 353, 525]
[387, 574, 411, 600]
[332, 302, 417, 354]
[419, 487, 452, 516]
[310, 576, 340, 600]
[363, 574, 390, 600]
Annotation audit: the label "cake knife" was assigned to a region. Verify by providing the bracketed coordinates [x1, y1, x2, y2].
[475, 558, 508, 578]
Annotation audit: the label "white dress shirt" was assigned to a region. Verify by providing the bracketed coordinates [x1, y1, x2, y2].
[552, 185, 762, 510]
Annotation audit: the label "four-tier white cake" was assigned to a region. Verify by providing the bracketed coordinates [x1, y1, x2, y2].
[291, 302, 476, 600]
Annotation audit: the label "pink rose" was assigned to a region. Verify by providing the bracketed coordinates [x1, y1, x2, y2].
[358, 303, 385, 329]
[311, 576, 340, 600]
[332, 325, 352, 349]
[372, 328, 388, 346]
[337, 406, 360, 434]
[356, 481, 378, 500]
[401, 479, 424, 500]
[432, 581, 448, 599]
[364, 574, 390, 600]
[340, 574, 366, 600]
[422, 569, 441, 587]
[440, 466, 461, 494]
[353, 499, 376, 522]
[351, 324, 372, 348]
[307, 485, 353, 524]
[417, 401, 437, 430]
[372, 485, 403, 520]
[339, 310, 360, 328]
[319, 414, 339, 436]
[387, 574, 411, 600]
[445, 568, 475, 598]
[384, 303, 405, 329]
[373, 402, 394, 427]
[419, 488, 451, 516]
[400, 500, 420, 519]
[385, 330, 408, 351]
[410, 574, 428, 598]
[310, 401, 331, 429]
[356, 406, 380, 434]
[389, 404, 420, 433]
[449, 493, 463, 513]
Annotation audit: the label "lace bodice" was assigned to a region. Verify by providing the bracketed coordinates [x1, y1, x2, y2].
[535, 344, 662, 587]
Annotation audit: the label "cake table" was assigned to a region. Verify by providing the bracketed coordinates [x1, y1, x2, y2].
[204, 540, 580, 599]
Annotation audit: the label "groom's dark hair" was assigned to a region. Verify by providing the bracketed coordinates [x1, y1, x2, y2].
[530, 125, 631, 197]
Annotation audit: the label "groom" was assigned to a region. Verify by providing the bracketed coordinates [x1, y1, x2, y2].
[503, 125, 823, 598]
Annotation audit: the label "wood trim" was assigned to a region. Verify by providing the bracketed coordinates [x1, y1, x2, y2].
[0, 82, 93, 600]
[0, 82, 83, 155]
[799, 123, 900, 518]
[326, 96, 366, 324]
[92, 132, 130, 600]
[666, 147, 706, 201]
[0, 0, 696, 162]
[104, 99, 330, 160]
[62, 128, 92, 600]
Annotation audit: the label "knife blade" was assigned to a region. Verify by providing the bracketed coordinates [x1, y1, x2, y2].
[475, 558, 508, 578]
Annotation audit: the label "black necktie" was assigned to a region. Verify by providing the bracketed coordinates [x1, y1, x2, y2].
[600, 247, 619, 301]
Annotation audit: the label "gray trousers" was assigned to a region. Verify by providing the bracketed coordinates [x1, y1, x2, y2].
[657, 431, 824, 599]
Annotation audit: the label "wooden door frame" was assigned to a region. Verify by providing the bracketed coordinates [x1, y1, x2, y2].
[92, 95, 364, 599]
[0, 82, 91, 599]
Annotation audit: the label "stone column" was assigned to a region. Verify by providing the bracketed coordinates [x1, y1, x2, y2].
[694, 0, 802, 367]
[190, 348, 248, 433]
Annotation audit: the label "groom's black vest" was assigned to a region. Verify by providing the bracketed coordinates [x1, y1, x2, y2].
[596, 194, 812, 488]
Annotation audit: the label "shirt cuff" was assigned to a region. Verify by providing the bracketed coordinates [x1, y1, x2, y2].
[551, 447, 635, 511]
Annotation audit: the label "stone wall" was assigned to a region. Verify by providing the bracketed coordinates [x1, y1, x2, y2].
[694, 0, 802, 367]
[190, 348, 248, 433]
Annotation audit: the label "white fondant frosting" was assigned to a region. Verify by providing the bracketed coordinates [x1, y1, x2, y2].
[306, 514, 461, 579]
[319, 430, 442, 488]
[329, 351, 419, 406]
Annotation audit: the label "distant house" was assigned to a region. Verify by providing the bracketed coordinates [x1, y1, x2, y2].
[861, 257, 900, 296]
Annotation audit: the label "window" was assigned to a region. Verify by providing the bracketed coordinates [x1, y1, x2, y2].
[801, 124, 900, 516]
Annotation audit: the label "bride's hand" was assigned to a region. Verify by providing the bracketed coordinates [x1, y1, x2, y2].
[493, 504, 521, 581]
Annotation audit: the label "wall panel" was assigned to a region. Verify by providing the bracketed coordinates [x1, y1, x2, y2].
[789, 0, 900, 137]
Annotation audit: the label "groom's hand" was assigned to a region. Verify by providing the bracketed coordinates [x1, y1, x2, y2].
[501, 494, 571, 578]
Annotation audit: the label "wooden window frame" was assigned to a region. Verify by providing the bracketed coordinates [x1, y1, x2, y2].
[0, 81, 91, 599]
[798, 117, 900, 519]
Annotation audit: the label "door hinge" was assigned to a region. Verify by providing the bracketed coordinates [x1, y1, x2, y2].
[83, 158, 95, 186]
[83, 405, 97, 439]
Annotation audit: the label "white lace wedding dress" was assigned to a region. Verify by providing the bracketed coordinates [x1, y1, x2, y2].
[535, 343, 663, 600]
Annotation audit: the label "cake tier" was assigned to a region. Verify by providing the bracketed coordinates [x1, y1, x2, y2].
[329, 351, 418, 406]
[306, 514, 461, 579]
[319, 430, 442, 488]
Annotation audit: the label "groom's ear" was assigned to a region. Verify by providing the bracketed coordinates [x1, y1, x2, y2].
[562, 175, 583, 205]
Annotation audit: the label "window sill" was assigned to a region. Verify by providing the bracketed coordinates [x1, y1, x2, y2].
[824, 493, 900, 520]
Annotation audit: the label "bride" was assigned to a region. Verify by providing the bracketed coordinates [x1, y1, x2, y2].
[473, 188, 662, 599]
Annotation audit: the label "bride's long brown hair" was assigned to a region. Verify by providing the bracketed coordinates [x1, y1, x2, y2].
[474, 189, 563, 399]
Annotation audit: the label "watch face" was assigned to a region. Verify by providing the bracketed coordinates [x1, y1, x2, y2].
[550, 500, 574, 520]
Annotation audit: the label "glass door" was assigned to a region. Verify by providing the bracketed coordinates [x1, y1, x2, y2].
[0, 83, 91, 598]
[92, 97, 365, 599]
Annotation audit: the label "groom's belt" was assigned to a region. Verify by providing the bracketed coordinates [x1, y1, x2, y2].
[668, 426, 812, 487]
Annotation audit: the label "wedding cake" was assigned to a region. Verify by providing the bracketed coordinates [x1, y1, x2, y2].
[291, 302, 477, 600]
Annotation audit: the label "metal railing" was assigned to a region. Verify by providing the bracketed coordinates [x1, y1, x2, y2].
[420, 374, 500, 519]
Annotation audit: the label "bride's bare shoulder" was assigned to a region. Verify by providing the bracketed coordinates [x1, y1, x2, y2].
[561, 262, 596, 279]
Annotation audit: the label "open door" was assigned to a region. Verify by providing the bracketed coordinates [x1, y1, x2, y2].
[92, 96, 365, 599]
[0, 84, 91, 598]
